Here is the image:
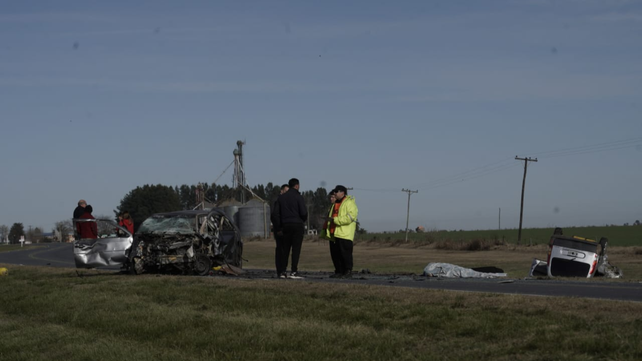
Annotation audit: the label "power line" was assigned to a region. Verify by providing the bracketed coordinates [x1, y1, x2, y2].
[353, 137, 642, 194]
[528, 137, 642, 160]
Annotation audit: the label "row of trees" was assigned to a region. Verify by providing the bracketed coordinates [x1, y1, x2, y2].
[0, 223, 49, 244]
[115, 182, 366, 234]
[2, 181, 366, 244]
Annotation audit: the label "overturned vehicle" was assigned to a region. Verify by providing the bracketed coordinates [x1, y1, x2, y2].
[529, 228, 622, 279]
[74, 209, 243, 276]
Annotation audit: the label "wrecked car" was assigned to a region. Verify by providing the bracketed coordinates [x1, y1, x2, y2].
[529, 228, 623, 278]
[73, 218, 133, 268]
[128, 209, 243, 275]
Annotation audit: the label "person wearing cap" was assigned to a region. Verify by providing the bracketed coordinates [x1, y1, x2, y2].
[270, 183, 290, 278]
[273, 178, 308, 279]
[324, 185, 358, 278]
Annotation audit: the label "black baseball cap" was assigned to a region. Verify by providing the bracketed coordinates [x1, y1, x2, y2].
[332, 185, 347, 194]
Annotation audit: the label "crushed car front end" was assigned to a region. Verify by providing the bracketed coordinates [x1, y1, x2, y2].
[128, 209, 242, 275]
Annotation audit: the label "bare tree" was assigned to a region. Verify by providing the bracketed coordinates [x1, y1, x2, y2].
[55, 220, 73, 242]
[0, 225, 8, 243]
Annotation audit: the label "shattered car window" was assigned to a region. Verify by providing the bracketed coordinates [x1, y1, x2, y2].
[137, 216, 196, 234]
[129, 210, 243, 275]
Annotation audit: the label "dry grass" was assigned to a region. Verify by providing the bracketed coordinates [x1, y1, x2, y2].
[243, 237, 642, 279]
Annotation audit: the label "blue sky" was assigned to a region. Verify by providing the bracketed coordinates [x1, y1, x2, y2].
[1, 0, 641, 234]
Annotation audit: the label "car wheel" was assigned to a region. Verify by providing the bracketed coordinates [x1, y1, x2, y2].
[193, 254, 212, 276]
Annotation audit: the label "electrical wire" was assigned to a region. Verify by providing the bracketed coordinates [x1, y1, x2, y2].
[527, 137, 642, 160]
[352, 137, 642, 194]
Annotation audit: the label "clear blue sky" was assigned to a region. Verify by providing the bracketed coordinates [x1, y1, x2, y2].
[1, 1, 641, 234]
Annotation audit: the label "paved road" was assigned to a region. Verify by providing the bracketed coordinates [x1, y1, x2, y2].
[2, 243, 641, 302]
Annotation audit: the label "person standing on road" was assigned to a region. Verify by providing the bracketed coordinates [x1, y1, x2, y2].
[273, 178, 307, 279]
[270, 183, 289, 278]
[325, 185, 358, 278]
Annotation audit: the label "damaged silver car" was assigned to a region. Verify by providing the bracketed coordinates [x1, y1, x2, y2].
[73, 218, 133, 268]
[128, 209, 243, 275]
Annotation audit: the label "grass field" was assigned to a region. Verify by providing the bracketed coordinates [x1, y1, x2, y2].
[358, 225, 642, 247]
[244, 238, 642, 280]
[0, 244, 42, 253]
[1, 265, 641, 361]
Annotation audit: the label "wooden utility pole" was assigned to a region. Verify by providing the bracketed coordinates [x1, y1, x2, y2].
[401, 189, 418, 242]
[515, 156, 538, 245]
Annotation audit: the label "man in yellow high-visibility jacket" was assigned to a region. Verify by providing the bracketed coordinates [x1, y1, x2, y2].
[322, 185, 358, 278]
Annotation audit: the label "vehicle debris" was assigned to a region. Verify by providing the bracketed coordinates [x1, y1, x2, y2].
[73, 209, 243, 276]
[529, 228, 623, 278]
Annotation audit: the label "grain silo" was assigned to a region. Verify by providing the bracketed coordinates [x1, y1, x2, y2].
[237, 199, 270, 238]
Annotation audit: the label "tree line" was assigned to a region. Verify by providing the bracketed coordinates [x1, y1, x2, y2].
[1, 182, 365, 244]
[114, 182, 346, 234]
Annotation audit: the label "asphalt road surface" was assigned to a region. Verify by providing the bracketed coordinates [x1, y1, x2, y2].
[1, 243, 641, 302]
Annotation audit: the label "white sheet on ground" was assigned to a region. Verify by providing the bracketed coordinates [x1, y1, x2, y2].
[423, 263, 507, 278]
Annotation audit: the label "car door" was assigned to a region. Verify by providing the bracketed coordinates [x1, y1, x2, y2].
[73, 219, 133, 268]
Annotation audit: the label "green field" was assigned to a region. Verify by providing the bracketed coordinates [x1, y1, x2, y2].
[358, 225, 642, 247]
[0, 244, 43, 253]
[1, 265, 641, 361]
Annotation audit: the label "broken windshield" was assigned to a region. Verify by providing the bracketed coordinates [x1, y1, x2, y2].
[137, 216, 196, 235]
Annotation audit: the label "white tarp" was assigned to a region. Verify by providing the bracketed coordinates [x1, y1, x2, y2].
[423, 263, 507, 278]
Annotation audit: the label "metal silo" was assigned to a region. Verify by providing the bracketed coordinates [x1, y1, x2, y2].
[238, 200, 270, 238]
[223, 205, 240, 226]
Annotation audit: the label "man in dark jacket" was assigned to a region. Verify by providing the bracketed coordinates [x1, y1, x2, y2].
[273, 178, 307, 279]
[270, 184, 289, 278]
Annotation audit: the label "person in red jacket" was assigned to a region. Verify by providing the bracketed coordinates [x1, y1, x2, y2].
[77, 205, 98, 239]
[118, 211, 135, 234]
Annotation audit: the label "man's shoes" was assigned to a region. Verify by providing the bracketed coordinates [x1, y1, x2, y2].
[277, 273, 287, 279]
[341, 270, 352, 279]
[288, 271, 304, 279]
[329, 272, 342, 278]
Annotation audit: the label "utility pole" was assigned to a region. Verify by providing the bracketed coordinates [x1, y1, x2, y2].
[515, 156, 538, 245]
[401, 189, 418, 242]
[498, 207, 501, 230]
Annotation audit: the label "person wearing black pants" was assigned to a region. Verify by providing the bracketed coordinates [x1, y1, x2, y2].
[272, 178, 308, 279]
[329, 237, 353, 276]
[271, 184, 289, 278]
[282, 222, 305, 277]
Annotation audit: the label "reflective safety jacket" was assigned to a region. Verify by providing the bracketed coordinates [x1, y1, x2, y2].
[322, 195, 358, 241]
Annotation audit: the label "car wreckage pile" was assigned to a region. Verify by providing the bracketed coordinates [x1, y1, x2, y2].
[73, 210, 243, 276]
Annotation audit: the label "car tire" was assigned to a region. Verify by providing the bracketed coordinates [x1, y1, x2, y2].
[193, 254, 212, 276]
